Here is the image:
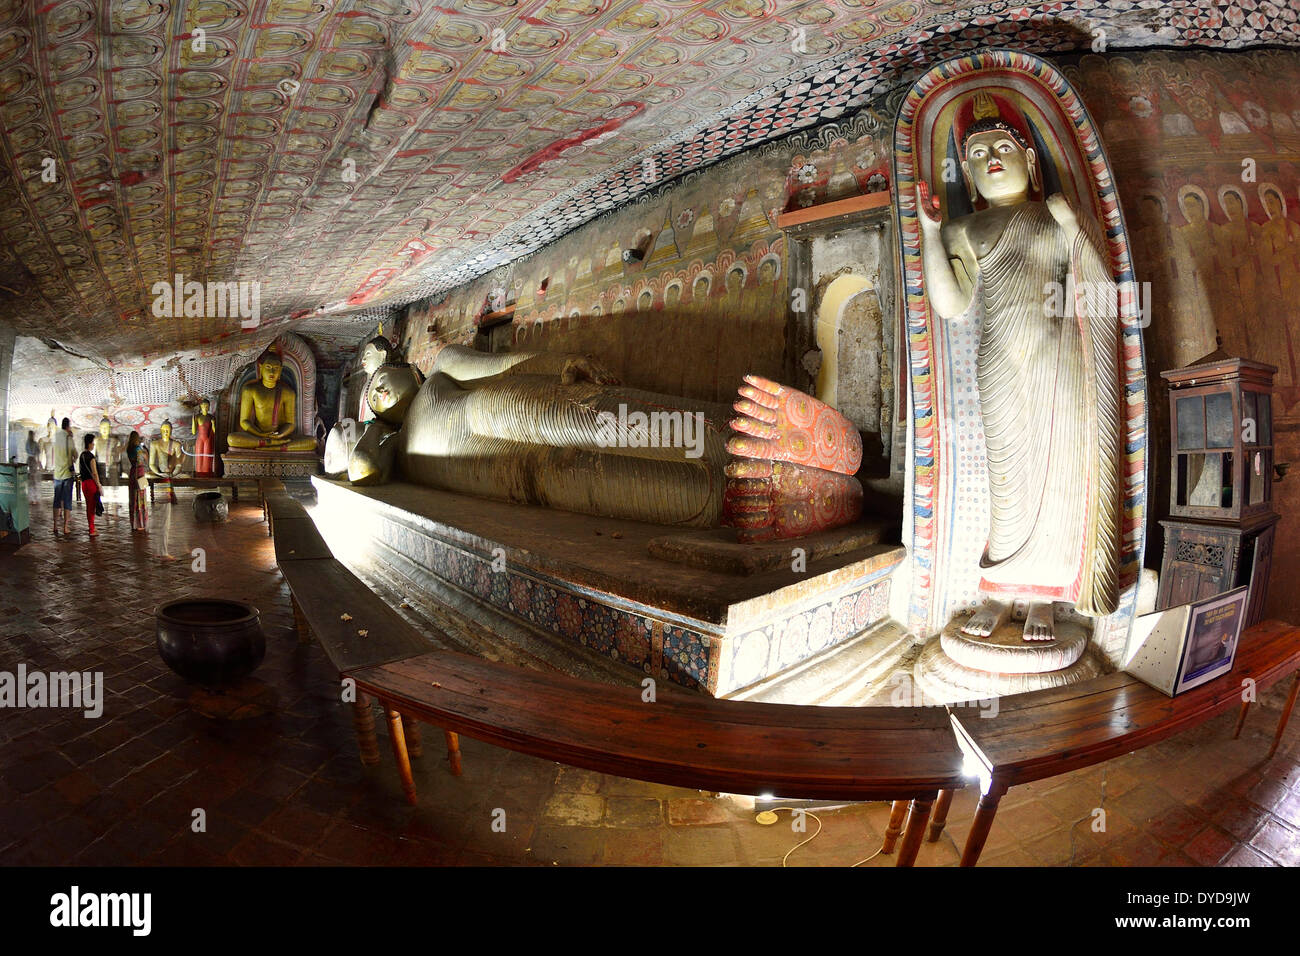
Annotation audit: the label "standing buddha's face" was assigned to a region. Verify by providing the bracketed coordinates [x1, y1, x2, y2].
[259, 358, 283, 388]
[99, 420, 111, 440]
[963, 129, 1034, 206]
[200, 400, 210, 415]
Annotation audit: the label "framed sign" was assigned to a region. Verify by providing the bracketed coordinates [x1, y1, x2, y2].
[1124, 587, 1249, 696]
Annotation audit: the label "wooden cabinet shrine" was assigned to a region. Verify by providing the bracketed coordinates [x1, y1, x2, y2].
[1157, 351, 1279, 626]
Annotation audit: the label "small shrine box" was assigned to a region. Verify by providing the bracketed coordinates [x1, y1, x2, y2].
[1157, 350, 1279, 626]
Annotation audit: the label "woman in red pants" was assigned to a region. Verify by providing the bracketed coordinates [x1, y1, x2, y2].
[77, 433, 102, 537]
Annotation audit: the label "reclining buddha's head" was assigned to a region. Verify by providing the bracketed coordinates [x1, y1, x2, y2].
[367, 363, 421, 426]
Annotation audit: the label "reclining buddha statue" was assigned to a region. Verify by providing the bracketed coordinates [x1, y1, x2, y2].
[329, 343, 865, 542]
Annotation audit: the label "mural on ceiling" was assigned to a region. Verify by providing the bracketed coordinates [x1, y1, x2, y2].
[1, 0, 1293, 413]
[396, 107, 894, 406]
[1059, 47, 1300, 626]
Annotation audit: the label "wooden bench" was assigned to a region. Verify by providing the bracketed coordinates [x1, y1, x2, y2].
[950, 619, 1300, 866]
[268, 491, 464, 784]
[148, 475, 240, 504]
[348, 650, 967, 864]
[268, 492, 967, 865]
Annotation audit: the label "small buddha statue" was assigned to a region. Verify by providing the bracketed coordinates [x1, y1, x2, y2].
[192, 399, 217, 476]
[96, 417, 120, 488]
[38, 414, 56, 470]
[148, 419, 185, 503]
[226, 347, 317, 451]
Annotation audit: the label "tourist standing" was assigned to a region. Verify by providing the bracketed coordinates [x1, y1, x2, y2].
[78, 434, 101, 537]
[49, 418, 76, 537]
[24, 429, 40, 504]
[127, 431, 148, 533]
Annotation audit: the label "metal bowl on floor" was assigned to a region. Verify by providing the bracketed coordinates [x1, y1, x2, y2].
[193, 491, 228, 522]
[155, 598, 265, 687]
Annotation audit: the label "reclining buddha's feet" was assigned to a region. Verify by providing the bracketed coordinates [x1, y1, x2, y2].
[727, 374, 863, 477]
[723, 458, 863, 543]
[724, 377, 864, 543]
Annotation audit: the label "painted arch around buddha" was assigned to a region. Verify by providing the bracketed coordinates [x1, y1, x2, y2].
[892, 49, 1149, 661]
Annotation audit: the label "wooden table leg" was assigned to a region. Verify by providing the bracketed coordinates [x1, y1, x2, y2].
[149, 481, 154, 505]
[960, 784, 1007, 867]
[290, 596, 311, 644]
[928, 788, 954, 842]
[895, 797, 934, 867]
[402, 713, 422, 757]
[351, 693, 381, 767]
[231, 483, 238, 503]
[1268, 671, 1300, 760]
[384, 706, 418, 805]
[1233, 698, 1251, 739]
[444, 731, 463, 776]
[881, 799, 909, 854]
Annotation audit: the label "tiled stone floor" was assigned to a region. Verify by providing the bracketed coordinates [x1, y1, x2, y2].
[2, 487, 1299, 866]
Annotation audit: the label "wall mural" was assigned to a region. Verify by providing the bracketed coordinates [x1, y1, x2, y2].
[1061, 47, 1300, 624]
[5, 2, 1295, 418]
[397, 109, 895, 406]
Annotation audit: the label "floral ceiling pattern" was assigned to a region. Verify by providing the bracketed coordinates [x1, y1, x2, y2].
[0, 0, 1296, 404]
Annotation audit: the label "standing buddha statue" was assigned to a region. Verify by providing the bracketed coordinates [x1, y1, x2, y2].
[192, 399, 217, 476]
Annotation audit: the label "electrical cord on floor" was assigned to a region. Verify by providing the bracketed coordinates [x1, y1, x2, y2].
[756, 807, 885, 867]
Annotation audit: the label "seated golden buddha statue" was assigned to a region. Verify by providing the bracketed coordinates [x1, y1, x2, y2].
[227, 347, 317, 451]
[340, 345, 865, 542]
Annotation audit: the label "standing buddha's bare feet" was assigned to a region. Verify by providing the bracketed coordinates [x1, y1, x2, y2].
[961, 599, 1011, 637]
[1023, 602, 1056, 642]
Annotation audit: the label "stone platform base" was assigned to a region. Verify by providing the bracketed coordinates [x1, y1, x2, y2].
[223, 450, 319, 478]
[311, 477, 905, 696]
[939, 613, 1089, 674]
[647, 519, 899, 576]
[913, 635, 1107, 704]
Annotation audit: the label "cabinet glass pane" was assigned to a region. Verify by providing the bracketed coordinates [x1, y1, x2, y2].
[1242, 391, 1257, 444]
[1177, 395, 1205, 449]
[1250, 450, 1269, 505]
[1206, 392, 1233, 448]
[1260, 393, 1272, 444]
[1186, 452, 1223, 507]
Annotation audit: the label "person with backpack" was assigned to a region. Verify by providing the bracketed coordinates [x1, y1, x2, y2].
[78, 433, 102, 537]
[49, 417, 77, 537]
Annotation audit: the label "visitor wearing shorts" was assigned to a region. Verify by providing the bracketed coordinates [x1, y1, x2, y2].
[49, 418, 76, 537]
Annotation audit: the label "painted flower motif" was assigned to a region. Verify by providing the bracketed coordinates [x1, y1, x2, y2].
[676, 208, 695, 229]
[797, 193, 816, 208]
[509, 577, 530, 614]
[556, 593, 583, 638]
[614, 618, 646, 664]
[718, 197, 735, 216]
[1128, 95, 1153, 118]
[796, 162, 819, 183]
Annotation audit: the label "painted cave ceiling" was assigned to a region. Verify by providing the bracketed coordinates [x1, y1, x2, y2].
[1, 0, 1296, 410]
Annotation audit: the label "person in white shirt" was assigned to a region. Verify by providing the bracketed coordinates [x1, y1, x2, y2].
[49, 417, 77, 537]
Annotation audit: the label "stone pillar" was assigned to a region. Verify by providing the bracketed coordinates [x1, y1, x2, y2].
[0, 322, 14, 462]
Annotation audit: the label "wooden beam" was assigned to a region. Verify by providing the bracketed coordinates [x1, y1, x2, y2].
[777, 191, 892, 229]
